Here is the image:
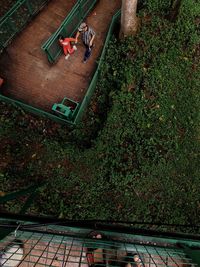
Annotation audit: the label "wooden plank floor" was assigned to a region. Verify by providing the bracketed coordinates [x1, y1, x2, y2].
[0, 0, 121, 111]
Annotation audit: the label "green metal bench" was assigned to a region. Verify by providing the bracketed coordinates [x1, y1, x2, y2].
[52, 97, 79, 120]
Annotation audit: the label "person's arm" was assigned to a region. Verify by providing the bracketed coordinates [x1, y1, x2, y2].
[89, 29, 95, 47]
[67, 37, 76, 42]
[75, 31, 80, 43]
[89, 35, 95, 47]
[59, 39, 63, 46]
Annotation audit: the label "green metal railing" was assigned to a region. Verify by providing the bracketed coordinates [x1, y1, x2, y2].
[0, 94, 74, 125]
[0, 0, 49, 51]
[0, 184, 45, 215]
[0, 216, 200, 266]
[41, 0, 98, 63]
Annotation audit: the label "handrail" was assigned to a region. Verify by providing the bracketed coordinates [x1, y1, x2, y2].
[98, 10, 121, 66]
[0, 94, 75, 125]
[1, 214, 200, 247]
[0, 183, 45, 215]
[41, 1, 81, 49]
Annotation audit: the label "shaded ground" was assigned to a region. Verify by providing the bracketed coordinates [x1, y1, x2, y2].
[0, 0, 121, 111]
[0, 0, 15, 17]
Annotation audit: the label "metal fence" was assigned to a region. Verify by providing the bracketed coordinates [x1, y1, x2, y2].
[0, 220, 199, 266]
[0, 94, 74, 125]
[0, 0, 49, 51]
[41, 0, 97, 63]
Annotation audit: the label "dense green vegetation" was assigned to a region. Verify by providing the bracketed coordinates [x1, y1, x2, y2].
[0, 0, 14, 17]
[0, 0, 200, 226]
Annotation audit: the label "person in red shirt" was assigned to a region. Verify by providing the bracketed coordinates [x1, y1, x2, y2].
[58, 35, 77, 60]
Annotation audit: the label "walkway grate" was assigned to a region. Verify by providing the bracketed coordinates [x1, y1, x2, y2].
[0, 228, 196, 267]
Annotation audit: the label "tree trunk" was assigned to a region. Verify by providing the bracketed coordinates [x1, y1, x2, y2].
[168, 0, 183, 22]
[120, 0, 139, 38]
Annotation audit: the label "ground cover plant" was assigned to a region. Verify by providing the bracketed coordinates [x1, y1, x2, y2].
[0, 0, 15, 17]
[0, 0, 200, 229]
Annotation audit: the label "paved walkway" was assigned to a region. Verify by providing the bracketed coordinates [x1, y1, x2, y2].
[0, 0, 121, 111]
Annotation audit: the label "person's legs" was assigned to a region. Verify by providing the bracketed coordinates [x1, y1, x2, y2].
[63, 44, 71, 60]
[68, 44, 77, 54]
[83, 44, 93, 62]
[64, 43, 77, 60]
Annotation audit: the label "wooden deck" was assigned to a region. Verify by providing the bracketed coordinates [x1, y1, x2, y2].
[0, 0, 121, 111]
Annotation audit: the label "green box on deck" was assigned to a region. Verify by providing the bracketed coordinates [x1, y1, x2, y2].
[52, 97, 79, 120]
